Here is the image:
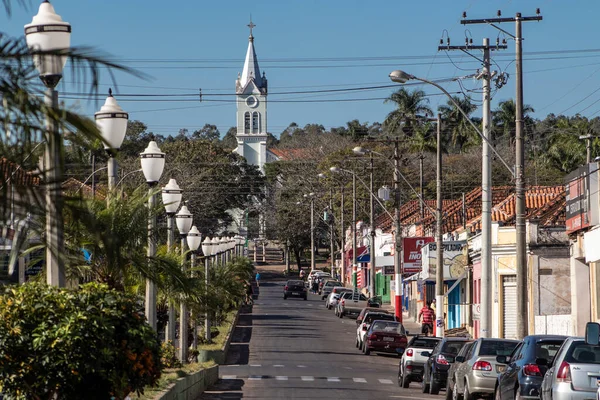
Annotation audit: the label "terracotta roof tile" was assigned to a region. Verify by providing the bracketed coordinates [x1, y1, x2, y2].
[0, 157, 40, 187]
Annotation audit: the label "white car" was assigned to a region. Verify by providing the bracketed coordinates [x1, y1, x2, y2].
[355, 310, 396, 351]
[325, 287, 352, 309]
[307, 270, 324, 287]
[398, 335, 441, 388]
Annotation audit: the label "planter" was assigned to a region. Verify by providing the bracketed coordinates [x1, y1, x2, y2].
[197, 308, 241, 364]
[152, 365, 219, 400]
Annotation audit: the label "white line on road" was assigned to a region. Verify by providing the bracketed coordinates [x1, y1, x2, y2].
[353, 378, 367, 383]
[297, 365, 307, 368]
[273, 364, 284, 367]
[248, 375, 262, 381]
[327, 377, 341, 382]
[301, 376, 314, 381]
[222, 375, 237, 379]
[249, 364, 262, 367]
[379, 379, 394, 384]
[275, 376, 288, 381]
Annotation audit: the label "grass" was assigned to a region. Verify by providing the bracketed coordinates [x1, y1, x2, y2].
[133, 308, 238, 399]
[132, 360, 216, 400]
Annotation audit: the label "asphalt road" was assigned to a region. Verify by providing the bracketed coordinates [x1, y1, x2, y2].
[199, 278, 443, 400]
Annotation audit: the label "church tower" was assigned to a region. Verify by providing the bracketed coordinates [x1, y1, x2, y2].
[235, 20, 268, 172]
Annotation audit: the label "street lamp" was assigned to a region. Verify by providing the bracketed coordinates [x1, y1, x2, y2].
[303, 193, 316, 271]
[201, 236, 213, 342]
[353, 147, 377, 299]
[25, 0, 71, 287]
[95, 89, 128, 191]
[211, 237, 221, 265]
[161, 178, 182, 343]
[175, 203, 193, 364]
[140, 141, 165, 331]
[186, 225, 202, 349]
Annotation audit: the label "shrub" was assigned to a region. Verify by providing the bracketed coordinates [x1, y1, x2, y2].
[160, 341, 182, 369]
[0, 282, 161, 400]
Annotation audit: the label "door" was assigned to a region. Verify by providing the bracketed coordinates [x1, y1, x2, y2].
[502, 275, 517, 339]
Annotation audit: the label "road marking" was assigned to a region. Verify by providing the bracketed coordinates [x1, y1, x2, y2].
[379, 379, 394, 384]
[248, 375, 262, 380]
[353, 377, 367, 383]
[327, 377, 341, 382]
[249, 364, 262, 367]
[344, 367, 353, 370]
[275, 376, 288, 381]
[297, 365, 307, 368]
[222, 375, 237, 379]
[273, 364, 284, 367]
[301, 376, 314, 381]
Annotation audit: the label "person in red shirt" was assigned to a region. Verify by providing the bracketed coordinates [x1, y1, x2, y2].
[418, 301, 435, 336]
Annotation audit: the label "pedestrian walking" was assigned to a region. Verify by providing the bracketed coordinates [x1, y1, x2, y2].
[255, 272, 261, 287]
[418, 301, 435, 336]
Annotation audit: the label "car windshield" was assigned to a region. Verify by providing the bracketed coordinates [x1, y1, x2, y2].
[371, 321, 405, 335]
[535, 341, 564, 361]
[412, 338, 440, 348]
[442, 341, 468, 355]
[288, 280, 304, 286]
[325, 281, 342, 287]
[479, 340, 519, 356]
[565, 342, 600, 364]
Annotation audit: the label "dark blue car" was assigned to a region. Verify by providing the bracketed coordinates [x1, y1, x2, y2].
[494, 335, 567, 400]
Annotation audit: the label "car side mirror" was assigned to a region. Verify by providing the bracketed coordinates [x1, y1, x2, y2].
[496, 355, 508, 364]
[451, 356, 461, 363]
[421, 351, 431, 358]
[535, 357, 548, 366]
[362, 325, 368, 331]
[586, 322, 600, 345]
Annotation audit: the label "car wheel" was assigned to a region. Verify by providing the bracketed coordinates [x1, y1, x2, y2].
[446, 380, 453, 400]
[463, 381, 474, 400]
[422, 377, 430, 393]
[283, 295, 287, 299]
[430, 368, 440, 395]
[494, 385, 501, 400]
[401, 367, 410, 388]
[452, 378, 463, 400]
[515, 385, 522, 400]
[303, 296, 307, 300]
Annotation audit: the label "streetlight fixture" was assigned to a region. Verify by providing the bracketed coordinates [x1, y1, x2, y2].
[186, 225, 202, 349]
[25, 0, 71, 287]
[175, 203, 193, 364]
[140, 141, 165, 331]
[161, 178, 182, 343]
[95, 89, 128, 191]
[201, 236, 213, 342]
[211, 237, 221, 265]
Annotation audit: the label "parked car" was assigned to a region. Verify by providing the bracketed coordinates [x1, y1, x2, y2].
[494, 335, 567, 400]
[337, 290, 370, 318]
[422, 337, 472, 395]
[398, 335, 442, 388]
[356, 307, 391, 326]
[540, 337, 600, 400]
[308, 271, 328, 287]
[325, 287, 352, 309]
[446, 338, 519, 399]
[321, 280, 343, 299]
[356, 311, 397, 351]
[362, 320, 408, 356]
[283, 279, 307, 300]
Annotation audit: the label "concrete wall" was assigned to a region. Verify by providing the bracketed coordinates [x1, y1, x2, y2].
[534, 315, 573, 336]
[153, 365, 219, 400]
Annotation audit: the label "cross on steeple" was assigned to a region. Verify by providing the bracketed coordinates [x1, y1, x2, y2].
[248, 17, 256, 39]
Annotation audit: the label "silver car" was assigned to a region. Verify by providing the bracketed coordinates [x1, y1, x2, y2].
[447, 338, 519, 400]
[540, 337, 600, 400]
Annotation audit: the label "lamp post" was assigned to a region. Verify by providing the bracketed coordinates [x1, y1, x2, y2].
[303, 193, 316, 271]
[140, 141, 165, 330]
[201, 236, 213, 343]
[175, 203, 193, 363]
[211, 237, 221, 266]
[25, 0, 71, 287]
[330, 167, 357, 288]
[353, 148, 377, 299]
[162, 178, 182, 343]
[186, 226, 202, 350]
[95, 89, 128, 191]
[389, 69, 517, 337]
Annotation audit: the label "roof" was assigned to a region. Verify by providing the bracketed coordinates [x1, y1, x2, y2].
[236, 31, 266, 94]
[268, 148, 314, 161]
[62, 177, 106, 200]
[0, 157, 40, 187]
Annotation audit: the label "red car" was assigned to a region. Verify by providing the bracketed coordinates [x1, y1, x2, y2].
[363, 320, 408, 356]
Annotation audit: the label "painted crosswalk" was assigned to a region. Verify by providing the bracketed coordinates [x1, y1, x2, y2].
[220, 375, 394, 384]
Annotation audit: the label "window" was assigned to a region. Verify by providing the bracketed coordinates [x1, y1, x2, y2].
[244, 112, 250, 133]
[565, 342, 600, 364]
[252, 112, 259, 133]
[535, 341, 563, 361]
[479, 339, 519, 356]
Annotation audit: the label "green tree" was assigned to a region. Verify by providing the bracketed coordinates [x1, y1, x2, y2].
[193, 123, 220, 141]
[438, 96, 479, 152]
[383, 88, 433, 136]
[492, 99, 535, 147]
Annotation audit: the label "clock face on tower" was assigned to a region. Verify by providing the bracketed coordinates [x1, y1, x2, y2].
[246, 96, 259, 108]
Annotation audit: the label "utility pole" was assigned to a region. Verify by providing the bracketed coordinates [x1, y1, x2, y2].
[462, 9, 542, 340]
[352, 173, 357, 288]
[329, 188, 336, 273]
[310, 195, 316, 271]
[340, 185, 346, 285]
[393, 141, 403, 322]
[419, 155, 425, 220]
[580, 135, 594, 164]
[435, 113, 444, 338]
[440, 29, 507, 339]
[369, 152, 377, 299]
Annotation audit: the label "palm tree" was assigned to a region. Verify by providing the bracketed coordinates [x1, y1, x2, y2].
[492, 99, 535, 148]
[438, 96, 479, 153]
[383, 88, 433, 137]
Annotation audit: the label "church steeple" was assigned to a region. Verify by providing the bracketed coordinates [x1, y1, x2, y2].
[237, 17, 266, 94]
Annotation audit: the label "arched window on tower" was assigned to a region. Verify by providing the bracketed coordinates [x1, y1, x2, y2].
[252, 112, 259, 134]
[244, 112, 250, 133]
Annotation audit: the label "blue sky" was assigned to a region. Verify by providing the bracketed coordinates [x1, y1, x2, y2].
[2, 0, 599, 138]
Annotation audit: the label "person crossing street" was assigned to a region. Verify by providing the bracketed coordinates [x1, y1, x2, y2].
[418, 301, 435, 336]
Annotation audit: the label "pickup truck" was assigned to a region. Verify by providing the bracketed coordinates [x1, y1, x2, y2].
[398, 335, 441, 388]
[337, 290, 370, 318]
